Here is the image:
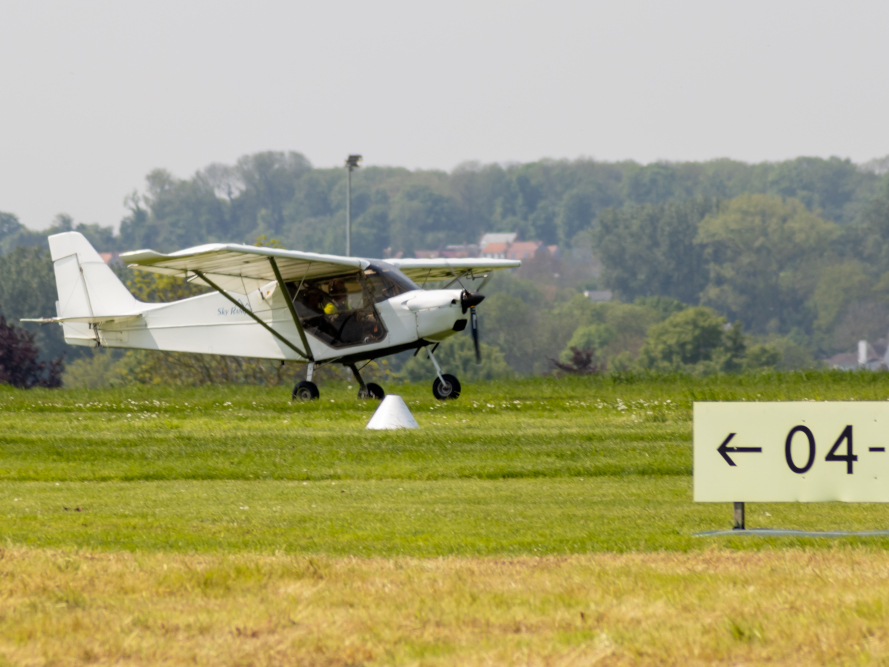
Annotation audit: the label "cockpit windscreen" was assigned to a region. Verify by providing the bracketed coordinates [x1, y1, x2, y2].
[363, 262, 419, 302]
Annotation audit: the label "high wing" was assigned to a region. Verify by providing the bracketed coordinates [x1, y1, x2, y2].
[385, 258, 521, 285]
[122, 244, 366, 293]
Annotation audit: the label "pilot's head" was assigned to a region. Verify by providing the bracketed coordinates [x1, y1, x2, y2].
[329, 279, 347, 298]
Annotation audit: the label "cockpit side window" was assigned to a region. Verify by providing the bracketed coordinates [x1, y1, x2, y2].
[286, 270, 387, 348]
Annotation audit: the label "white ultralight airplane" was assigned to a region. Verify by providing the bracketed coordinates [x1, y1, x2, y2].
[26, 232, 520, 401]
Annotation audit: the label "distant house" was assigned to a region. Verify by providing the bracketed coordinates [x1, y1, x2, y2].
[479, 234, 559, 261]
[827, 340, 887, 371]
[506, 241, 542, 260]
[479, 232, 517, 247]
[418, 233, 555, 261]
[441, 244, 479, 258]
[479, 232, 518, 258]
[99, 252, 122, 266]
[828, 352, 861, 371]
[583, 290, 613, 302]
[412, 244, 480, 259]
[480, 242, 509, 259]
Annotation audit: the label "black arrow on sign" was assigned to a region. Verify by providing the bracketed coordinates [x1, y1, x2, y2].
[717, 433, 762, 466]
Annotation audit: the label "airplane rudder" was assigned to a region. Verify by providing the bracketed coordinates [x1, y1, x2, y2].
[47, 231, 104, 264]
[49, 232, 140, 316]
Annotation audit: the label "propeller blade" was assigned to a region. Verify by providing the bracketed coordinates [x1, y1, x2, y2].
[470, 307, 481, 364]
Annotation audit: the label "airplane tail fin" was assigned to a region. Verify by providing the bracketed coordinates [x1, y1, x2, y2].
[42, 232, 143, 346]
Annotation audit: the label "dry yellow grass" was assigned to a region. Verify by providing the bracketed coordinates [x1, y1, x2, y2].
[1, 546, 888, 666]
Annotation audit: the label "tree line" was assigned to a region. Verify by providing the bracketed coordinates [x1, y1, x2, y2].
[3, 152, 884, 258]
[2, 151, 889, 384]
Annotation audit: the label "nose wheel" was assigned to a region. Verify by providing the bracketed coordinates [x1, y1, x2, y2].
[432, 374, 461, 400]
[424, 345, 461, 400]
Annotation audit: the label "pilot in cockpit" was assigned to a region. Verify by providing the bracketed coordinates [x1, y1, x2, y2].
[324, 279, 349, 316]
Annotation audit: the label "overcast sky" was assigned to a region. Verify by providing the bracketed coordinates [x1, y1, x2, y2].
[1, 0, 888, 232]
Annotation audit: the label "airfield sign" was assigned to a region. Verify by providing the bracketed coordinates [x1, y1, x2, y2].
[694, 402, 889, 502]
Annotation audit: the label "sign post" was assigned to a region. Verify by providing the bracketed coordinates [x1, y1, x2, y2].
[695, 402, 889, 527]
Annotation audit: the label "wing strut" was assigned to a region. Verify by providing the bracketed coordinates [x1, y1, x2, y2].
[192, 270, 310, 361]
[268, 257, 314, 362]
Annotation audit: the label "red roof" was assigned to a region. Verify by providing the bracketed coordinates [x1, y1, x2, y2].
[482, 242, 509, 255]
[506, 241, 542, 260]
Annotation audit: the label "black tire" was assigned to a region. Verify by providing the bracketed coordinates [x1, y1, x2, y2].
[292, 380, 319, 401]
[432, 374, 461, 400]
[357, 382, 385, 400]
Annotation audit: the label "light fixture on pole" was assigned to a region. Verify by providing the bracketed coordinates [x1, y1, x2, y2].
[345, 154, 362, 256]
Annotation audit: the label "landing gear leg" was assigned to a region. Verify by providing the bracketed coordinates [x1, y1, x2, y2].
[427, 347, 461, 400]
[349, 363, 384, 400]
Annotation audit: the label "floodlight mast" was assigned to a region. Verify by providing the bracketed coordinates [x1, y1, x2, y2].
[345, 154, 362, 256]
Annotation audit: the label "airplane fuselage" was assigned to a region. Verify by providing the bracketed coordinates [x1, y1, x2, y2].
[60, 285, 467, 365]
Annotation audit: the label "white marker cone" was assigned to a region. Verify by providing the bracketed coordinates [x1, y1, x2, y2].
[366, 395, 419, 430]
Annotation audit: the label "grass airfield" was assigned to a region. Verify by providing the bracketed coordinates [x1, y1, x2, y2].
[3, 372, 889, 664]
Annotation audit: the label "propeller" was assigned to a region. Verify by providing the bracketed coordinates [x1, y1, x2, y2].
[448, 266, 486, 365]
[460, 290, 485, 364]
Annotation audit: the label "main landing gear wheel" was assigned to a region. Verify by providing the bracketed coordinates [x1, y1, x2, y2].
[357, 382, 385, 400]
[432, 374, 461, 400]
[292, 380, 319, 401]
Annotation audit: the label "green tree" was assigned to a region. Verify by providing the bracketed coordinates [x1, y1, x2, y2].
[235, 151, 312, 237]
[810, 261, 870, 337]
[555, 301, 664, 370]
[594, 198, 713, 304]
[696, 194, 837, 333]
[62, 350, 123, 388]
[557, 186, 597, 247]
[0, 245, 71, 362]
[351, 189, 391, 258]
[637, 307, 742, 373]
[766, 156, 862, 223]
[633, 296, 686, 320]
[621, 162, 680, 204]
[559, 324, 616, 364]
[390, 184, 463, 255]
[479, 293, 538, 374]
[0, 314, 63, 387]
[859, 179, 889, 273]
[0, 211, 45, 254]
[0, 211, 23, 238]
